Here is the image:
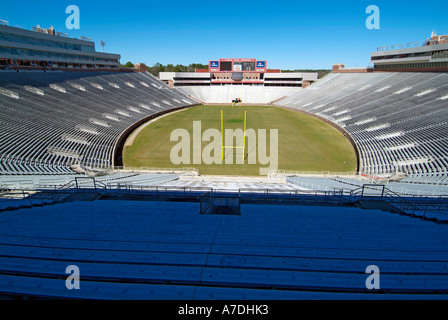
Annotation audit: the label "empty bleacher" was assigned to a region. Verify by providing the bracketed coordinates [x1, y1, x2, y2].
[0, 172, 180, 191]
[2, 69, 448, 194]
[178, 86, 299, 105]
[276, 72, 448, 183]
[0, 70, 197, 175]
[287, 175, 448, 196]
[0, 199, 447, 299]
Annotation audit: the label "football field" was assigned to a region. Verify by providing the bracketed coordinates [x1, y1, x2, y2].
[123, 105, 357, 176]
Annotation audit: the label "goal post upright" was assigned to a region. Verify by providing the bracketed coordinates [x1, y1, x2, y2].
[243, 110, 247, 161]
[221, 109, 224, 160]
[221, 109, 247, 161]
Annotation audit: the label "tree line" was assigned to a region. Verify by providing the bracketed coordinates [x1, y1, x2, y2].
[121, 62, 209, 76]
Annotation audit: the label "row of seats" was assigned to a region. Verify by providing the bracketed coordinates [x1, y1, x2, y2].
[0, 199, 447, 299]
[178, 86, 298, 104]
[0, 172, 181, 190]
[0, 71, 197, 175]
[277, 72, 448, 183]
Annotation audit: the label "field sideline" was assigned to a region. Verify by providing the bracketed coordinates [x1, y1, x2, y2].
[123, 105, 357, 176]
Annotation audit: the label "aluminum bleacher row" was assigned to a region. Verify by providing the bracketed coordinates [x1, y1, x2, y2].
[0, 70, 197, 175]
[276, 72, 448, 184]
[1, 69, 447, 189]
[0, 199, 447, 299]
[286, 175, 448, 197]
[0, 173, 180, 192]
[0, 69, 447, 300]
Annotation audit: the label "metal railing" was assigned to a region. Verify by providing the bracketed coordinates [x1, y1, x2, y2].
[383, 188, 448, 220]
[272, 169, 360, 177]
[0, 190, 33, 209]
[2, 173, 448, 221]
[0, 188, 71, 211]
[344, 184, 448, 222]
[376, 41, 428, 52]
[113, 166, 198, 173]
[199, 191, 213, 214]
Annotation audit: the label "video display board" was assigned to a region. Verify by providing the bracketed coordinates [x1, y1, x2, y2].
[232, 62, 256, 71]
[242, 62, 256, 71]
[220, 61, 232, 71]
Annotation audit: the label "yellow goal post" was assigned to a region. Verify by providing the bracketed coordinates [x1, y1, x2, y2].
[221, 109, 247, 161]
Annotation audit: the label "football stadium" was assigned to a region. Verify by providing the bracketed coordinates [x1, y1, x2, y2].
[0, 2, 448, 303]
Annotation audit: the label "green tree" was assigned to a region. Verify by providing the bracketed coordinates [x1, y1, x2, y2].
[124, 61, 134, 68]
[166, 64, 174, 72]
[149, 62, 162, 76]
[190, 63, 208, 70]
[173, 64, 184, 72]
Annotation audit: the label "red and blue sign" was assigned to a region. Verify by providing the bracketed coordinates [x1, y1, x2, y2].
[256, 60, 267, 71]
[209, 60, 220, 72]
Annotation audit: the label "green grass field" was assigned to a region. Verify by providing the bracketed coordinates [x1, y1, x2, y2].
[123, 105, 357, 176]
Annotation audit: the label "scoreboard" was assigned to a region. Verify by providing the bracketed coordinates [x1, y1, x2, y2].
[233, 62, 255, 71]
[220, 61, 232, 71]
[209, 58, 267, 72]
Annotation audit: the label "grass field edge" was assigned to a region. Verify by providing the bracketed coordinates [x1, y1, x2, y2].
[122, 104, 359, 176]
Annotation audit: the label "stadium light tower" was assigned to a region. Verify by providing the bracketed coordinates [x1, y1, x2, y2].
[99, 40, 106, 53]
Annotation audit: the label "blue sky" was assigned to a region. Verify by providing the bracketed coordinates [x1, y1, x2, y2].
[2, 0, 448, 69]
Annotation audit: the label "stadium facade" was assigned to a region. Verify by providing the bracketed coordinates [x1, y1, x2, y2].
[371, 32, 448, 72]
[0, 23, 121, 69]
[333, 32, 448, 73]
[160, 58, 318, 87]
